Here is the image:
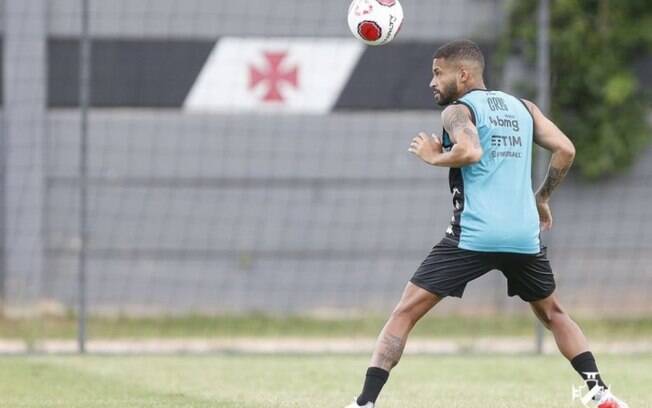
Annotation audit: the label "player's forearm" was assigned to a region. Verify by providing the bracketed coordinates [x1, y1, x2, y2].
[429, 145, 481, 167]
[535, 149, 575, 200]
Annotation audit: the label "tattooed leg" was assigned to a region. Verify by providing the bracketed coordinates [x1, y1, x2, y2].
[369, 282, 441, 371]
[370, 332, 406, 371]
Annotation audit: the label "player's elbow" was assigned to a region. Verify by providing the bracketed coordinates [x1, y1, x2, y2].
[558, 142, 575, 162]
[452, 144, 483, 165]
[465, 147, 483, 164]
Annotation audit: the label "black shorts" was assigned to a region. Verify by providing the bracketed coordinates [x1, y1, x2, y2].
[410, 238, 556, 302]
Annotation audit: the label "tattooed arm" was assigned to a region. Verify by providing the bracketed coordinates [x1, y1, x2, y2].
[408, 104, 482, 167]
[522, 99, 576, 230]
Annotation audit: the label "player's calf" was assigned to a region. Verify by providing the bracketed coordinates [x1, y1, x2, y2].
[370, 331, 405, 370]
[529, 293, 629, 405]
[349, 283, 440, 407]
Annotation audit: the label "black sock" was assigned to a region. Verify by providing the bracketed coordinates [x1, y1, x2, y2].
[570, 351, 607, 392]
[356, 367, 389, 405]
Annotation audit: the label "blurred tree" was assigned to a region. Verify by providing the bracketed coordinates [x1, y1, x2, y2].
[503, 0, 652, 179]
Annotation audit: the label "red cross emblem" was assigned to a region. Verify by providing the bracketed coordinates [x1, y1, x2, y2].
[248, 51, 299, 103]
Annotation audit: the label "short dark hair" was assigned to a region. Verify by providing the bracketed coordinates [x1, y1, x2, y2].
[433, 40, 485, 70]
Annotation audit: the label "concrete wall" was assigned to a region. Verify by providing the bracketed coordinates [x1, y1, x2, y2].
[2, 0, 652, 317]
[47, 0, 504, 40]
[41, 110, 652, 316]
[2, 0, 46, 310]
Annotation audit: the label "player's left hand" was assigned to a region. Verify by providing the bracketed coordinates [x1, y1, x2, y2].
[408, 132, 442, 165]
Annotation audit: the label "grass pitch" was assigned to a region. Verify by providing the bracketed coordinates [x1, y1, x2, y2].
[4, 314, 652, 340]
[0, 353, 649, 407]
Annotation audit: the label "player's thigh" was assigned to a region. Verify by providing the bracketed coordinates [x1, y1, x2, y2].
[410, 239, 496, 299]
[391, 281, 442, 320]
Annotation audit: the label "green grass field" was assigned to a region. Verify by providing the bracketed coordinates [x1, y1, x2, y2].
[4, 313, 652, 340]
[0, 353, 649, 407]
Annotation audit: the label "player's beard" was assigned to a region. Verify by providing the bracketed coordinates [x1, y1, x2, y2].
[435, 81, 459, 106]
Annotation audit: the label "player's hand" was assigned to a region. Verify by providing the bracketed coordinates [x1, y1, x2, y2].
[408, 132, 442, 165]
[535, 195, 553, 231]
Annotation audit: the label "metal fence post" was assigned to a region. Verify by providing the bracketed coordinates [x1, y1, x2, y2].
[535, 0, 551, 355]
[78, 0, 91, 354]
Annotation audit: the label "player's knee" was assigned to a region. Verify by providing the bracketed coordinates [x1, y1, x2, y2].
[390, 303, 420, 323]
[538, 302, 566, 329]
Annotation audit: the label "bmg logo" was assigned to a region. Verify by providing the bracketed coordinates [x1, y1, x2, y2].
[489, 116, 520, 131]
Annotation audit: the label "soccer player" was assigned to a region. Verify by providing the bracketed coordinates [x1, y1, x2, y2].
[345, 40, 629, 408]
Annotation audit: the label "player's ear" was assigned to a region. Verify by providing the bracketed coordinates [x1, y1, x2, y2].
[457, 66, 468, 84]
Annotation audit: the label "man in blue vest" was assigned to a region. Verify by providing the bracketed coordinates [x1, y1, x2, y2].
[346, 40, 629, 408]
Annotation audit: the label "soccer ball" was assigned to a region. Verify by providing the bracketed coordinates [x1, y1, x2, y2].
[347, 0, 404, 46]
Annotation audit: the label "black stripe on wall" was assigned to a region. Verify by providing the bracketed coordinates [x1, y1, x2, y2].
[48, 39, 214, 107]
[48, 39, 499, 110]
[334, 42, 494, 111]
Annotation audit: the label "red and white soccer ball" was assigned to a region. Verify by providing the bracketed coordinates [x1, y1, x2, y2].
[347, 0, 404, 46]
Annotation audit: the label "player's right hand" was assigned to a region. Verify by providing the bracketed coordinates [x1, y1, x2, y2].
[408, 132, 442, 165]
[535, 196, 553, 231]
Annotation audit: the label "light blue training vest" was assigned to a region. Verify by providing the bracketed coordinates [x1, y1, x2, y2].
[441, 89, 540, 254]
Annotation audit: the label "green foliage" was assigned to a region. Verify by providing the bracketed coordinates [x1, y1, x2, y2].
[504, 0, 652, 179]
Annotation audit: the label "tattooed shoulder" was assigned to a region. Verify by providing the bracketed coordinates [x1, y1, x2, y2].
[442, 105, 480, 148]
[442, 105, 471, 133]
